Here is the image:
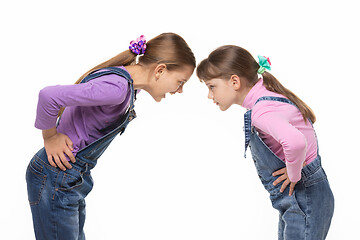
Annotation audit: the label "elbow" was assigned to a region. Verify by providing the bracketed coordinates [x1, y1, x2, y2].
[282, 134, 308, 163]
[291, 137, 307, 157]
[38, 87, 52, 103]
[38, 86, 61, 108]
[37, 86, 61, 114]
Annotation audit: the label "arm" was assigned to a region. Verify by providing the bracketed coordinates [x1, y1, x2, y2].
[35, 75, 129, 130]
[35, 75, 129, 170]
[253, 112, 307, 182]
[252, 110, 307, 195]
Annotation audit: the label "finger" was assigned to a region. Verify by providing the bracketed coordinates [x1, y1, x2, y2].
[272, 168, 286, 177]
[273, 174, 287, 186]
[65, 136, 74, 151]
[47, 154, 57, 168]
[280, 179, 290, 193]
[289, 182, 296, 196]
[64, 147, 76, 163]
[59, 152, 72, 170]
[53, 155, 66, 171]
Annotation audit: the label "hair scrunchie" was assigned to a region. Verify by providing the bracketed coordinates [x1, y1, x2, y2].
[257, 55, 271, 74]
[129, 35, 147, 64]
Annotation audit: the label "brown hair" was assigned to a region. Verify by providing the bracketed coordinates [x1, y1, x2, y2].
[59, 33, 196, 116]
[197, 45, 316, 123]
[76, 32, 196, 83]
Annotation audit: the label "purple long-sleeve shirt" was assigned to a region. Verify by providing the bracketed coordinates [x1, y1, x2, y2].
[35, 66, 132, 156]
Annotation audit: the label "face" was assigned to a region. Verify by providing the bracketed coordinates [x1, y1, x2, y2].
[205, 77, 239, 111]
[151, 65, 194, 102]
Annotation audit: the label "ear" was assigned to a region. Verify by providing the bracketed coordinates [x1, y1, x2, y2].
[229, 75, 241, 90]
[154, 64, 167, 80]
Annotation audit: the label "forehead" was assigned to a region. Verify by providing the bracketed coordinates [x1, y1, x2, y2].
[170, 65, 194, 80]
[205, 78, 226, 85]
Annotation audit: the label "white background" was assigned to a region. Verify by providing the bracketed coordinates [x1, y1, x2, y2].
[1, 0, 359, 239]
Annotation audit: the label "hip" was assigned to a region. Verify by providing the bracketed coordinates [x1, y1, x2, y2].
[26, 148, 94, 206]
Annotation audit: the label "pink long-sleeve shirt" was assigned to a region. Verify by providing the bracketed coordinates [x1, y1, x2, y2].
[242, 78, 317, 182]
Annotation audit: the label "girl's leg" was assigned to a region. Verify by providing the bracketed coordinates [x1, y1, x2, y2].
[52, 172, 92, 240]
[277, 213, 285, 240]
[27, 155, 92, 240]
[303, 178, 334, 240]
[280, 195, 306, 239]
[53, 191, 85, 240]
[27, 156, 59, 239]
[272, 189, 306, 239]
[277, 175, 334, 240]
[78, 199, 87, 240]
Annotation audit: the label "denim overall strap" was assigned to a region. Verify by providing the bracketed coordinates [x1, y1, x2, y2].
[56, 67, 136, 128]
[81, 67, 136, 111]
[254, 96, 319, 154]
[244, 110, 252, 158]
[244, 96, 300, 158]
[71, 67, 137, 168]
[255, 96, 296, 107]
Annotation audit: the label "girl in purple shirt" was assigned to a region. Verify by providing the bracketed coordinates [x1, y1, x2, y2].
[27, 33, 195, 239]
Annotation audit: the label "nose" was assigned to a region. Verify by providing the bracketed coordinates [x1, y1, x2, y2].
[177, 86, 183, 94]
[208, 90, 213, 99]
[171, 86, 183, 95]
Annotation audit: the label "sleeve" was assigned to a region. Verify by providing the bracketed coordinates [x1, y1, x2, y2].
[252, 107, 307, 182]
[34, 74, 129, 130]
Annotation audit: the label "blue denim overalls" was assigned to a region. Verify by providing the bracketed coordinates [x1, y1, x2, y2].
[26, 67, 137, 240]
[244, 96, 334, 240]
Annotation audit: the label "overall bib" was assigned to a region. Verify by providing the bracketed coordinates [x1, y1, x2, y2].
[26, 67, 137, 240]
[244, 96, 334, 240]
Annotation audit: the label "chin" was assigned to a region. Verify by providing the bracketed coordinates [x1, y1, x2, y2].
[153, 96, 163, 102]
[219, 105, 231, 111]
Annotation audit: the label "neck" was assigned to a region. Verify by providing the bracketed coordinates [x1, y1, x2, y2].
[124, 65, 152, 91]
[235, 85, 253, 106]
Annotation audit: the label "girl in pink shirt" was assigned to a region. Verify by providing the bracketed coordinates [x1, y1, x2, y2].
[197, 45, 334, 239]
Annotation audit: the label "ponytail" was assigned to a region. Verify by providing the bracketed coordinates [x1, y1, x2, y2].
[74, 50, 136, 84]
[262, 71, 316, 123]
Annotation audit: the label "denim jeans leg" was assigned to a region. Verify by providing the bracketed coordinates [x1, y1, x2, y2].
[26, 156, 57, 239]
[277, 213, 285, 240]
[53, 171, 93, 239]
[78, 199, 86, 240]
[272, 191, 306, 239]
[305, 179, 334, 240]
[27, 151, 93, 240]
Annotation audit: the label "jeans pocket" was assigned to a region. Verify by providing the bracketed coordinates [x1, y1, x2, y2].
[303, 167, 327, 188]
[270, 190, 306, 217]
[292, 191, 306, 217]
[26, 158, 47, 205]
[58, 169, 84, 191]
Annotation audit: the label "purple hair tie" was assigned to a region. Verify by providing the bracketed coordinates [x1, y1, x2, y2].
[129, 35, 147, 55]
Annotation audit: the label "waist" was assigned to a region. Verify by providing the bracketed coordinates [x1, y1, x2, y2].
[35, 147, 93, 173]
[301, 155, 322, 179]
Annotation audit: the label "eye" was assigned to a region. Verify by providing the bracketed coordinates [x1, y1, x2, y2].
[208, 85, 214, 90]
